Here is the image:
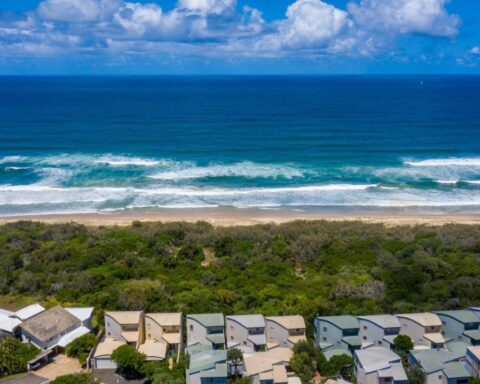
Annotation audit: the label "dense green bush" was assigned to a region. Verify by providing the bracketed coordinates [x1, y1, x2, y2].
[0, 220, 479, 323]
[50, 373, 100, 384]
[66, 333, 96, 364]
[0, 337, 39, 377]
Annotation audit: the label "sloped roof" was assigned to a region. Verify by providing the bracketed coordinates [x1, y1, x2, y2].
[106, 311, 141, 325]
[443, 362, 470, 379]
[146, 313, 182, 327]
[316, 316, 359, 330]
[463, 330, 480, 341]
[227, 314, 265, 329]
[138, 340, 167, 360]
[187, 349, 227, 375]
[424, 332, 445, 345]
[188, 313, 224, 327]
[162, 332, 181, 345]
[358, 315, 401, 329]
[243, 348, 292, 376]
[355, 347, 402, 374]
[65, 307, 94, 322]
[435, 310, 480, 324]
[94, 338, 126, 358]
[468, 346, 480, 359]
[20, 306, 80, 343]
[410, 349, 461, 374]
[56, 326, 90, 348]
[0, 314, 21, 333]
[15, 304, 45, 321]
[396, 313, 442, 327]
[265, 315, 306, 330]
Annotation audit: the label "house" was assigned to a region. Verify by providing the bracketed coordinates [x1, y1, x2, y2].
[186, 343, 227, 384]
[0, 309, 22, 337]
[314, 315, 361, 360]
[13, 304, 46, 321]
[265, 315, 306, 350]
[139, 312, 183, 360]
[435, 310, 480, 346]
[65, 307, 94, 329]
[243, 347, 294, 384]
[104, 311, 143, 346]
[396, 313, 446, 349]
[226, 314, 266, 352]
[409, 349, 471, 384]
[187, 313, 225, 350]
[19, 306, 91, 352]
[466, 346, 480, 378]
[92, 338, 126, 369]
[468, 308, 480, 321]
[354, 347, 408, 384]
[357, 315, 401, 349]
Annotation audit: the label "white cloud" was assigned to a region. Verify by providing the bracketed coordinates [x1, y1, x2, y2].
[348, 0, 460, 37]
[177, 0, 236, 15]
[471, 46, 480, 55]
[37, 0, 103, 22]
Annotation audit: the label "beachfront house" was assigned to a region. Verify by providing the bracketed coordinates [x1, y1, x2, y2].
[354, 347, 408, 384]
[265, 315, 306, 350]
[468, 308, 480, 322]
[226, 314, 266, 352]
[314, 315, 361, 360]
[186, 343, 227, 384]
[92, 338, 126, 369]
[0, 309, 22, 337]
[466, 346, 480, 378]
[243, 347, 294, 384]
[139, 312, 183, 360]
[187, 313, 225, 350]
[357, 315, 401, 349]
[435, 310, 480, 346]
[409, 349, 471, 384]
[396, 313, 446, 349]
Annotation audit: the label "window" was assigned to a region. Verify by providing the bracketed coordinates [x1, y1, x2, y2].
[322, 337, 327, 341]
[323, 327, 327, 332]
[379, 341, 382, 345]
[363, 336, 367, 340]
[363, 326, 367, 330]
[190, 325, 193, 331]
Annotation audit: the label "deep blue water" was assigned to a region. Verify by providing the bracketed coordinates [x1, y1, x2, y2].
[0, 75, 480, 215]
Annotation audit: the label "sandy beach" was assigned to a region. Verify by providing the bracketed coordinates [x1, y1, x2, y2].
[0, 208, 480, 227]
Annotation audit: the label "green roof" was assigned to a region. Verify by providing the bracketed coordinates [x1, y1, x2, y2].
[342, 335, 362, 347]
[317, 316, 359, 330]
[464, 330, 480, 341]
[187, 349, 227, 375]
[443, 362, 470, 379]
[435, 310, 480, 324]
[410, 349, 461, 374]
[446, 340, 468, 360]
[188, 313, 224, 327]
[207, 333, 225, 345]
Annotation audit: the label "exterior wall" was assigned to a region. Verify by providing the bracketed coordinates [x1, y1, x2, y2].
[226, 318, 249, 349]
[315, 319, 345, 349]
[425, 371, 444, 384]
[466, 350, 480, 377]
[265, 320, 290, 348]
[398, 317, 431, 347]
[94, 357, 117, 369]
[187, 318, 209, 347]
[359, 320, 388, 347]
[437, 315, 466, 342]
[104, 315, 123, 340]
[145, 316, 164, 342]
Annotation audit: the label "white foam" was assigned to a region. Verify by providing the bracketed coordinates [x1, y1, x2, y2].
[4, 167, 30, 171]
[435, 180, 459, 185]
[148, 161, 305, 180]
[0, 156, 27, 164]
[405, 157, 480, 167]
[94, 155, 161, 167]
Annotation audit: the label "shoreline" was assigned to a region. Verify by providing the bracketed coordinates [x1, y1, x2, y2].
[1, 207, 480, 226]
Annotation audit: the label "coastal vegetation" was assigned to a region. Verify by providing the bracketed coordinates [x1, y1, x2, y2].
[0, 337, 38, 377]
[0, 220, 479, 327]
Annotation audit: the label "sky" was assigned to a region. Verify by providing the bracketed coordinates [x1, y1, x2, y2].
[0, 0, 479, 74]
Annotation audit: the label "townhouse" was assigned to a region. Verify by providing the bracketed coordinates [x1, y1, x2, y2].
[466, 346, 480, 378]
[243, 347, 295, 384]
[226, 314, 266, 352]
[265, 315, 306, 350]
[314, 315, 362, 359]
[187, 313, 225, 350]
[354, 347, 408, 384]
[434, 310, 480, 346]
[186, 343, 228, 384]
[396, 313, 446, 349]
[140, 312, 183, 360]
[357, 315, 401, 349]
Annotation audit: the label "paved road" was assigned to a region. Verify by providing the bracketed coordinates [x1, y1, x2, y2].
[0, 373, 48, 384]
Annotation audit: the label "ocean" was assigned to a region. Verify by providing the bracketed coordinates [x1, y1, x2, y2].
[1, 75, 480, 216]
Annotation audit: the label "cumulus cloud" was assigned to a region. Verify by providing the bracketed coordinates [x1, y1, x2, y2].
[471, 46, 480, 55]
[348, 0, 460, 37]
[0, 0, 462, 60]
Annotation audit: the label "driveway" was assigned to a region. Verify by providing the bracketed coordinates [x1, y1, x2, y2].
[0, 373, 48, 384]
[33, 355, 84, 380]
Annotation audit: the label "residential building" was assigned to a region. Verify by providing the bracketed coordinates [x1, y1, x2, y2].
[314, 315, 361, 360]
[14, 304, 45, 321]
[0, 303, 46, 337]
[104, 311, 143, 346]
[409, 349, 471, 384]
[469, 308, 480, 321]
[243, 347, 294, 384]
[139, 312, 183, 360]
[357, 315, 401, 349]
[265, 315, 306, 350]
[396, 313, 446, 349]
[226, 314, 266, 352]
[187, 313, 225, 350]
[435, 310, 480, 346]
[19, 306, 91, 351]
[466, 346, 480, 378]
[186, 343, 227, 384]
[354, 347, 408, 384]
[92, 338, 126, 369]
[65, 307, 94, 329]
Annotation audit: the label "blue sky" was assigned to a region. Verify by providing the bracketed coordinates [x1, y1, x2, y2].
[0, 0, 479, 74]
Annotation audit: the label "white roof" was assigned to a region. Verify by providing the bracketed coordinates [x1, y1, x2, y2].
[15, 304, 45, 321]
[0, 309, 14, 316]
[355, 347, 402, 374]
[265, 315, 306, 330]
[138, 340, 168, 360]
[56, 326, 91, 348]
[94, 338, 126, 357]
[0, 314, 21, 333]
[358, 315, 401, 329]
[244, 348, 292, 376]
[106, 311, 141, 325]
[468, 346, 480, 359]
[66, 307, 94, 322]
[227, 314, 265, 329]
[396, 312, 442, 327]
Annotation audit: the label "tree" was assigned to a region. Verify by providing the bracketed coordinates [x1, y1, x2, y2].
[111, 345, 146, 379]
[407, 365, 426, 384]
[292, 340, 317, 360]
[66, 333, 96, 365]
[470, 378, 480, 384]
[227, 348, 244, 378]
[393, 334, 414, 364]
[51, 373, 100, 384]
[0, 337, 39, 377]
[290, 351, 315, 383]
[326, 354, 354, 380]
[229, 377, 252, 384]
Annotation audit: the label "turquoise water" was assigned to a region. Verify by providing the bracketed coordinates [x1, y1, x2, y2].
[1, 75, 480, 215]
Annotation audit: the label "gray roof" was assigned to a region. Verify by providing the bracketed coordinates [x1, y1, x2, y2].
[443, 362, 470, 379]
[20, 306, 80, 343]
[188, 313, 224, 328]
[435, 310, 480, 324]
[187, 349, 227, 375]
[317, 316, 359, 330]
[464, 330, 480, 341]
[227, 314, 265, 329]
[410, 349, 462, 374]
[355, 347, 403, 375]
[357, 315, 400, 329]
[446, 340, 468, 360]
